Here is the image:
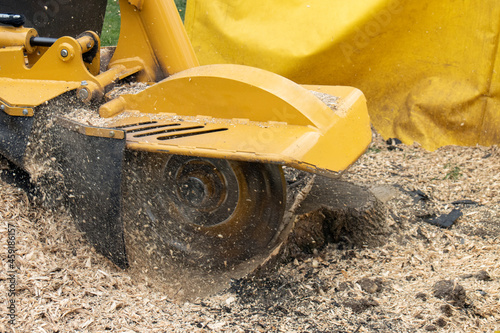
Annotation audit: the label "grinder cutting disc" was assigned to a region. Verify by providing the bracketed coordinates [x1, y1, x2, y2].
[122, 151, 287, 299]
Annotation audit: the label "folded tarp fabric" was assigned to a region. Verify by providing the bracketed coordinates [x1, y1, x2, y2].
[185, 0, 500, 150]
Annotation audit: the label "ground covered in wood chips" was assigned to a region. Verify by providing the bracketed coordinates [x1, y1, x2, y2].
[0, 132, 498, 332]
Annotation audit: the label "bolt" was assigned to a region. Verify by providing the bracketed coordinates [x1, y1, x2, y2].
[60, 49, 69, 58]
[22, 109, 29, 116]
[87, 43, 92, 49]
[81, 80, 88, 86]
[109, 131, 115, 138]
[78, 88, 90, 101]
[0, 105, 5, 111]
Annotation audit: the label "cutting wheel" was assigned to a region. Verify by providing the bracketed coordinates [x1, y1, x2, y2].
[122, 151, 287, 298]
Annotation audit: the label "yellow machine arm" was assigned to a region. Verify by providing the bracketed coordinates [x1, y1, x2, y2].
[110, 0, 199, 80]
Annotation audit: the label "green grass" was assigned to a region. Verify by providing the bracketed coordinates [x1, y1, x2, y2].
[366, 146, 382, 154]
[175, 0, 187, 20]
[101, 0, 120, 46]
[101, 0, 187, 46]
[443, 163, 462, 180]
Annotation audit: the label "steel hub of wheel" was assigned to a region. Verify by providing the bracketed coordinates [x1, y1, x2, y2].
[165, 156, 238, 227]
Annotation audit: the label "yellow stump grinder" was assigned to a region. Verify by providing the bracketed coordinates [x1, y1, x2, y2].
[0, 0, 371, 297]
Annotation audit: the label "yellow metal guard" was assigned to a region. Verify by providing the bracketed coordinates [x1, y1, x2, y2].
[101, 65, 371, 175]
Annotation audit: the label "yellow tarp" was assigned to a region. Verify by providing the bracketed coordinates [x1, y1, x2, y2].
[185, 0, 500, 150]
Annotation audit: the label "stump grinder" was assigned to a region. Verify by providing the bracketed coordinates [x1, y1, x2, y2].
[0, 0, 371, 297]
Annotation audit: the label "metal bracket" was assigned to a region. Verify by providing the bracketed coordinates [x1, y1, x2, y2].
[0, 101, 34, 117]
[55, 117, 125, 139]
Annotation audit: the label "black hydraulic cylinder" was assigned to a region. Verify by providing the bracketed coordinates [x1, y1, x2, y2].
[30, 36, 57, 47]
[0, 13, 25, 27]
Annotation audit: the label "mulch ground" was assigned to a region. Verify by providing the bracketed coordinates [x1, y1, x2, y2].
[0, 132, 498, 332]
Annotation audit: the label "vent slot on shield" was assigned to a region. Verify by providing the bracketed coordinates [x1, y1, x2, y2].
[126, 123, 181, 134]
[115, 121, 158, 129]
[157, 128, 228, 141]
[132, 125, 206, 138]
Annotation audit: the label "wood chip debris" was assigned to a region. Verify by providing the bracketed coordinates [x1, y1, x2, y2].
[0, 131, 498, 332]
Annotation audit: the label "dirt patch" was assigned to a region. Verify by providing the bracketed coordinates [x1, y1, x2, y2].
[433, 280, 466, 307]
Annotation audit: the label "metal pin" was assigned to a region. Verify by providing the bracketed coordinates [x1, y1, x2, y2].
[60, 49, 69, 57]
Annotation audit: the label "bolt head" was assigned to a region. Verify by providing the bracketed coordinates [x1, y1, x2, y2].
[60, 49, 69, 57]
[78, 88, 90, 101]
[22, 109, 29, 116]
[0, 105, 5, 111]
